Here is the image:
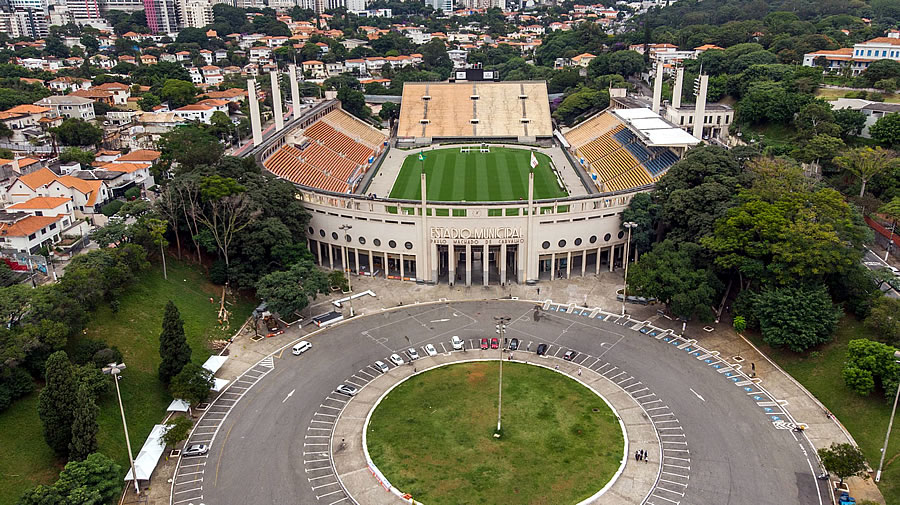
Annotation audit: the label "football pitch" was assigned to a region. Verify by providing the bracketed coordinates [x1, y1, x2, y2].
[388, 147, 568, 202]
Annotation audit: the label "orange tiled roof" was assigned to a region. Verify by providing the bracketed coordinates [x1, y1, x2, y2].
[116, 149, 161, 162]
[8, 196, 71, 209]
[0, 215, 63, 238]
[16, 167, 55, 190]
[55, 176, 103, 206]
[101, 162, 149, 173]
[6, 104, 49, 114]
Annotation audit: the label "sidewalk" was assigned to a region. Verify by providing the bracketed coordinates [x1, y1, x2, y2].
[137, 270, 885, 505]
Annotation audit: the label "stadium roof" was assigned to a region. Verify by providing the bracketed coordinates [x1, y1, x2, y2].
[612, 108, 700, 148]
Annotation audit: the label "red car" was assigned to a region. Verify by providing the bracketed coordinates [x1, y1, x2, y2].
[491, 338, 499, 349]
[480, 338, 489, 350]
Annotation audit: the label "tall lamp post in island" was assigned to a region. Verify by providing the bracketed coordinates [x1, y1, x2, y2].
[876, 350, 900, 482]
[621, 222, 638, 316]
[494, 315, 510, 436]
[102, 362, 139, 494]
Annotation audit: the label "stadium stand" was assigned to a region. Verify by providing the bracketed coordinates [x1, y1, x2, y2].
[603, 165, 654, 192]
[576, 126, 625, 163]
[263, 145, 351, 193]
[397, 81, 552, 139]
[562, 112, 621, 149]
[322, 109, 386, 149]
[643, 148, 679, 176]
[304, 120, 374, 165]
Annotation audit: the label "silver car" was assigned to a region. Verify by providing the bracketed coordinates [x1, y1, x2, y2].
[390, 353, 405, 366]
[375, 360, 389, 373]
[407, 347, 419, 360]
[182, 444, 209, 457]
[336, 384, 358, 396]
[424, 344, 437, 356]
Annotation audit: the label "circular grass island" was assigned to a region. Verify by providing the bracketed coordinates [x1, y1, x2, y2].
[365, 361, 625, 505]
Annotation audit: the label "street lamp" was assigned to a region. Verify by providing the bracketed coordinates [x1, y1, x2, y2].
[621, 222, 638, 316]
[494, 316, 510, 434]
[876, 350, 900, 482]
[101, 363, 139, 494]
[886, 220, 896, 263]
[338, 224, 353, 316]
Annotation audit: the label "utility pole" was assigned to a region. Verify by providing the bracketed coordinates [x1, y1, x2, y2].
[102, 363, 139, 494]
[621, 222, 638, 316]
[876, 350, 900, 482]
[494, 315, 510, 435]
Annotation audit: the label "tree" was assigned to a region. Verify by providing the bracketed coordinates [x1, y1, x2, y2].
[843, 338, 900, 397]
[865, 297, 900, 345]
[607, 50, 644, 77]
[752, 285, 841, 352]
[158, 125, 224, 172]
[793, 100, 839, 139]
[420, 39, 452, 79]
[158, 301, 191, 384]
[378, 101, 399, 122]
[169, 363, 213, 405]
[552, 87, 609, 125]
[818, 443, 868, 486]
[737, 81, 812, 125]
[627, 240, 722, 321]
[862, 59, 900, 87]
[54, 452, 121, 503]
[869, 113, 900, 148]
[145, 218, 168, 279]
[792, 134, 843, 168]
[59, 147, 95, 166]
[336, 86, 369, 121]
[256, 258, 330, 317]
[50, 119, 103, 147]
[834, 146, 900, 197]
[159, 79, 199, 109]
[68, 383, 98, 461]
[37, 351, 77, 456]
[621, 192, 660, 255]
[138, 93, 161, 112]
[196, 176, 260, 271]
[176, 27, 207, 46]
[162, 416, 193, 447]
[833, 108, 867, 139]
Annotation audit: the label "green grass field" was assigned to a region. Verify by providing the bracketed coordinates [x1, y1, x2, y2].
[389, 147, 567, 202]
[748, 318, 900, 504]
[0, 260, 255, 504]
[366, 362, 624, 505]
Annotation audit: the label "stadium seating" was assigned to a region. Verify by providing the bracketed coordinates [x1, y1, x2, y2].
[322, 109, 387, 149]
[304, 120, 374, 165]
[612, 128, 654, 163]
[425, 84, 477, 138]
[577, 126, 625, 163]
[263, 145, 351, 193]
[603, 165, 654, 192]
[563, 112, 621, 149]
[643, 148, 680, 176]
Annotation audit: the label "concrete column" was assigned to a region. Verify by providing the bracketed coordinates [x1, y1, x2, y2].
[672, 66, 684, 109]
[420, 171, 429, 283]
[368, 250, 374, 276]
[693, 74, 709, 140]
[483, 244, 489, 286]
[353, 247, 359, 273]
[550, 252, 555, 280]
[400, 253, 404, 279]
[652, 62, 664, 114]
[500, 243, 507, 286]
[340, 245, 346, 271]
[270, 71, 284, 132]
[517, 246, 525, 284]
[449, 243, 455, 286]
[289, 64, 301, 119]
[431, 242, 438, 283]
[465, 244, 472, 286]
[248, 78, 263, 146]
[328, 243, 334, 269]
[384, 252, 389, 278]
[596, 247, 601, 274]
[525, 170, 535, 282]
[581, 250, 586, 277]
[609, 245, 614, 272]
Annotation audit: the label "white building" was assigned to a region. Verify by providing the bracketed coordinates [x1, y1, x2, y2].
[803, 30, 900, 76]
[34, 95, 95, 120]
[178, 0, 213, 28]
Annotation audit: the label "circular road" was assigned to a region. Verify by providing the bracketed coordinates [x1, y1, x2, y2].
[169, 300, 831, 505]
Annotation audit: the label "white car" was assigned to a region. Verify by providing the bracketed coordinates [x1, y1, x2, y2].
[336, 384, 358, 396]
[424, 344, 437, 356]
[389, 353, 405, 366]
[451, 336, 464, 350]
[182, 444, 209, 457]
[407, 347, 419, 360]
[375, 360, 389, 373]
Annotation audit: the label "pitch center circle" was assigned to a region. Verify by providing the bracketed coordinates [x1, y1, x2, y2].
[363, 361, 626, 505]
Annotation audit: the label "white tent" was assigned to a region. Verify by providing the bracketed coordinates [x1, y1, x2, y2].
[166, 399, 190, 412]
[202, 355, 227, 375]
[124, 424, 167, 482]
[211, 378, 230, 392]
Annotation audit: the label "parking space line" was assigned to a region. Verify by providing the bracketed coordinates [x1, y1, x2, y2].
[316, 490, 344, 499]
[174, 487, 202, 495]
[309, 474, 335, 482]
[328, 498, 350, 505]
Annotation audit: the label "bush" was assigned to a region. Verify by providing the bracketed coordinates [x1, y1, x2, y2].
[70, 339, 108, 365]
[733, 316, 747, 333]
[869, 92, 885, 102]
[100, 200, 124, 217]
[124, 187, 141, 200]
[91, 347, 122, 369]
[842, 339, 900, 400]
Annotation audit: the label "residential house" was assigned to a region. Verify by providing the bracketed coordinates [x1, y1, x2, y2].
[70, 89, 115, 107]
[203, 88, 247, 103]
[100, 162, 155, 189]
[199, 49, 214, 65]
[303, 60, 327, 78]
[201, 66, 224, 86]
[90, 54, 114, 69]
[34, 96, 95, 120]
[47, 176, 110, 216]
[48, 76, 92, 93]
[249, 46, 272, 63]
[0, 105, 51, 143]
[326, 62, 344, 76]
[176, 51, 192, 62]
[5, 167, 58, 203]
[0, 212, 71, 254]
[94, 82, 131, 106]
[344, 58, 367, 75]
[140, 54, 158, 65]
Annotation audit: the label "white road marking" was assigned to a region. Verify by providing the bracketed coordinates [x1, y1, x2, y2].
[282, 389, 295, 403]
[689, 388, 705, 402]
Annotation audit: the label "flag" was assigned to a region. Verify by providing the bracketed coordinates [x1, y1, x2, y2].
[418, 152, 426, 162]
[530, 152, 539, 169]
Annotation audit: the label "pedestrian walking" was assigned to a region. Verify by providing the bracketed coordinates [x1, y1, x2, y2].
[635, 450, 640, 461]
[555, 364, 560, 370]
[577, 368, 582, 376]
[642, 450, 648, 462]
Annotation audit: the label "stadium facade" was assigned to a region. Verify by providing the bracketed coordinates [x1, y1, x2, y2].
[250, 75, 702, 286]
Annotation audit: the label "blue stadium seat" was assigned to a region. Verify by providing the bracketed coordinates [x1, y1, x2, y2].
[642, 149, 680, 176]
[612, 128, 652, 162]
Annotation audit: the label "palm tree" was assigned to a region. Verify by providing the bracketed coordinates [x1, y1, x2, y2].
[834, 146, 900, 197]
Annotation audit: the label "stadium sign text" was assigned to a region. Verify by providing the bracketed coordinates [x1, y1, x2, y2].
[430, 227, 525, 245]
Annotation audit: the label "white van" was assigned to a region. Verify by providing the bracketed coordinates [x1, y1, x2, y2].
[292, 341, 312, 355]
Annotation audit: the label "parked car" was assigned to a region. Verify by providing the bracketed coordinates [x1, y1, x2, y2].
[407, 347, 419, 360]
[563, 350, 577, 361]
[424, 344, 437, 356]
[292, 341, 312, 355]
[182, 444, 209, 457]
[536, 343, 548, 356]
[480, 338, 489, 350]
[509, 338, 519, 351]
[336, 384, 358, 396]
[374, 360, 389, 373]
[390, 353, 405, 366]
[491, 337, 499, 349]
[451, 336, 464, 350]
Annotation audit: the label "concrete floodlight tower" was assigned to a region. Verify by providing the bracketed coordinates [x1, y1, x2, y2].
[692, 74, 709, 140]
[672, 66, 684, 109]
[248, 78, 263, 146]
[270, 70, 284, 132]
[652, 62, 664, 113]
[289, 64, 301, 119]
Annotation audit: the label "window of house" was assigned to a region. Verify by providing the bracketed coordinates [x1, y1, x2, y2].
[28, 233, 35, 240]
[49, 223, 56, 230]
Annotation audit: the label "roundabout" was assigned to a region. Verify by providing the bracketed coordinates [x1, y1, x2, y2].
[363, 361, 625, 505]
[168, 299, 832, 505]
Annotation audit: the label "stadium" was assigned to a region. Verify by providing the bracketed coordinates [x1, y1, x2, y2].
[253, 77, 700, 286]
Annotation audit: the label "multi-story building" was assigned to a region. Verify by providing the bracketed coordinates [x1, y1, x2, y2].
[0, 7, 49, 38]
[34, 96, 95, 120]
[100, 0, 145, 13]
[143, 0, 177, 34]
[178, 0, 212, 28]
[64, 0, 100, 21]
[803, 30, 900, 75]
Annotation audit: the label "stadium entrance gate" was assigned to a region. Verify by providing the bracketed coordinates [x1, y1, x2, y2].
[436, 244, 519, 286]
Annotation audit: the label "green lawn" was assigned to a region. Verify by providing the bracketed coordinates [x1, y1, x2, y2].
[367, 362, 624, 505]
[0, 259, 255, 504]
[389, 147, 567, 202]
[748, 318, 900, 504]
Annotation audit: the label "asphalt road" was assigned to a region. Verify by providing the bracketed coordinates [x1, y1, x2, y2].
[863, 247, 899, 299]
[171, 301, 830, 505]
